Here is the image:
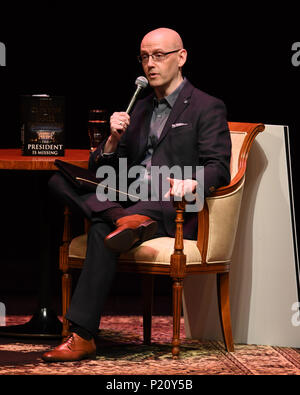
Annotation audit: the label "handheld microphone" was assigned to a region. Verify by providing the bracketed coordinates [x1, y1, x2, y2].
[125, 76, 148, 114]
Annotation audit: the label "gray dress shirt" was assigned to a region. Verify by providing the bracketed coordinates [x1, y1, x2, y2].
[140, 78, 186, 174]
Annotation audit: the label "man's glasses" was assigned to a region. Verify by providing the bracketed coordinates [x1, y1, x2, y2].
[137, 49, 181, 64]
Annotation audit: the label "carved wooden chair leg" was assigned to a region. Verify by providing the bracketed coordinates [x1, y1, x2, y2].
[217, 272, 234, 352]
[172, 277, 184, 358]
[142, 274, 154, 345]
[170, 200, 186, 358]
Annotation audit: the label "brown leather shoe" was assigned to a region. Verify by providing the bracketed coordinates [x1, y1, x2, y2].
[42, 333, 96, 362]
[104, 214, 157, 253]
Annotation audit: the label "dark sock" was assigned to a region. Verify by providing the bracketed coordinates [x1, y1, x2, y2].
[71, 324, 93, 341]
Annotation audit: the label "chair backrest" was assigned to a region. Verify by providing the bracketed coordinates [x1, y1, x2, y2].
[197, 122, 265, 264]
[227, 122, 265, 190]
[230, 131, 247, 180]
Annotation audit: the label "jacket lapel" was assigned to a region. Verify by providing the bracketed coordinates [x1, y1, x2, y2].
[133, 94, 153, 165]
[156, 80, 194, 147]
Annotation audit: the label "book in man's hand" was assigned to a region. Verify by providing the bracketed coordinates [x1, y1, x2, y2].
[54, 160, 139, 201]
[54, 159, 100, 192]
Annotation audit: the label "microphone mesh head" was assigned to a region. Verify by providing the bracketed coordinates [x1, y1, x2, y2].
[135, 76, 148, 89]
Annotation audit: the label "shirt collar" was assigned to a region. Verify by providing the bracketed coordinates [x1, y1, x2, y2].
[153, 77, 186, 108]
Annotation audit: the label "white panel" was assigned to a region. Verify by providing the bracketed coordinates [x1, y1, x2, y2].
[183, 125, 300, 347]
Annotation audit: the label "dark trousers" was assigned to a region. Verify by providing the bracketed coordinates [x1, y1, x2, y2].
[48, 173, 168, 336]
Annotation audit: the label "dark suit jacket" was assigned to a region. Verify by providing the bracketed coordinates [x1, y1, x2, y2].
[89, 79, 231, 239]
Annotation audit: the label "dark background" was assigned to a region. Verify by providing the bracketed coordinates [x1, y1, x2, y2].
[0, 4, 299, 315]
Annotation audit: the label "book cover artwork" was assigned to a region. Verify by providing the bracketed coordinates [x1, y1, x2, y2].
[21, 95, 65, 156]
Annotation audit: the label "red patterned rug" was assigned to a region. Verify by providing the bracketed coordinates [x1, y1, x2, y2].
[0, 315, 300, 375]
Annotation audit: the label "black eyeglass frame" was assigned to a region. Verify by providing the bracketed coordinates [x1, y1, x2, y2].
[137, 49, 182, 64]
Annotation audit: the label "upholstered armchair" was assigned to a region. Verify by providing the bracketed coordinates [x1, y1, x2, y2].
[59, 122, 265, 358]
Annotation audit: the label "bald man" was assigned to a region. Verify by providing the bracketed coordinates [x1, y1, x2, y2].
[42, 28, 231, 362]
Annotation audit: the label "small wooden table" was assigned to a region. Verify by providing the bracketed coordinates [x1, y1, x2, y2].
[0, 149, 89, 337]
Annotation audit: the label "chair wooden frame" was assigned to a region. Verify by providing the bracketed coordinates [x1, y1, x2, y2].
[59, 122, 265, 358]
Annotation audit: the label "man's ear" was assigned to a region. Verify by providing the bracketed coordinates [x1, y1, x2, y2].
[178, 49, 187, 68]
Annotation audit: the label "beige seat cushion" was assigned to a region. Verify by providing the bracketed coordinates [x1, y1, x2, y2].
[69, 236, 202, 265]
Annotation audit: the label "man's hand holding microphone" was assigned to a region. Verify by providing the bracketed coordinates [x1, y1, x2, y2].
[104, 76, 148, 154]
[104, 112, 130, 153]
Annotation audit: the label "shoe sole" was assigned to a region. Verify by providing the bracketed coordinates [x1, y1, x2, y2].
[105, 220, 157, 253]
[42, 352, 97, 363]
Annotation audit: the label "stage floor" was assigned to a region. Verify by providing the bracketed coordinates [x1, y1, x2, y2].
[0, 314, 300, 375]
